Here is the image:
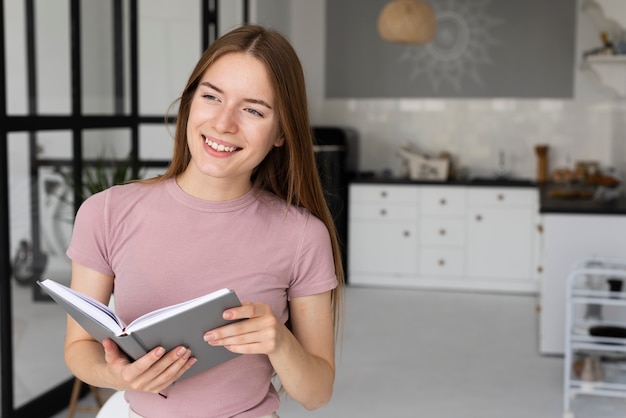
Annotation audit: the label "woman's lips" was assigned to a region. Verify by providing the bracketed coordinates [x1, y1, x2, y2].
[203, 136, 240, 153]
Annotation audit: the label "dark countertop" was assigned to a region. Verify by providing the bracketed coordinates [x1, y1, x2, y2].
[349, 174, 626, 215]
[350, 174, 537, 188]
[539, 186, 626, 215]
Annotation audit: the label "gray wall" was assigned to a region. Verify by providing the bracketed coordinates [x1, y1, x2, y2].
[326, 0, 576, 98]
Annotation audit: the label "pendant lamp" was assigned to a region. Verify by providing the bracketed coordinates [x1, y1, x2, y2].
[377, 0, 437, 45]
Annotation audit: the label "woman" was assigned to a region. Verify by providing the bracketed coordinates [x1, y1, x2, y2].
[64, 24, 344, 418]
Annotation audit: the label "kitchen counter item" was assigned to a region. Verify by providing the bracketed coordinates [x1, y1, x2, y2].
[547, 188, 594, 200]
[534, 145, 549, 183]
[395, 143, 450, 181]
[589, 325, 626, 339]
[539, 185, 626, 214]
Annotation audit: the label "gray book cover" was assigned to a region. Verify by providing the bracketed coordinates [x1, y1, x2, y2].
[38, 279, 242, 381]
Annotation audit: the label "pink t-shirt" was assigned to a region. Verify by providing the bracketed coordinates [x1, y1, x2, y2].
[66, 178, 338, 418]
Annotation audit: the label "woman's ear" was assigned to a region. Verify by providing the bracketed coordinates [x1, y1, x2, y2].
[273, 135, 285, 148]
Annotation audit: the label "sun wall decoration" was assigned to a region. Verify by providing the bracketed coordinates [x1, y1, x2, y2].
[394, 0, 504, 92]
[325, 0, 575, 98]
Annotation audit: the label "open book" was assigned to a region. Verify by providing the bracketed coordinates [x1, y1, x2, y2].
[38, 279, 242, 381]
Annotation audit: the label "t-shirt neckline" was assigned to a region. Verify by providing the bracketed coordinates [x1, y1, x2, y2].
[165, 177, 258, 212]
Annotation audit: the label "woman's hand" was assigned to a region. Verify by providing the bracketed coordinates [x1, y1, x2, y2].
[203, 302, 285, 355]
[203, 293, 335, 410]
[102, 338, 197, 393]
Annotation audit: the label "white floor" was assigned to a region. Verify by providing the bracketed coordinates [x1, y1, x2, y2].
[11, 276, 73, 409]
[45, 285, 626, 418]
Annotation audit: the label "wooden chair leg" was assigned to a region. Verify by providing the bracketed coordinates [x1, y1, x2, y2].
[89, 384, 106, 408]
[67, 377, 109, 417]
[66, 378, 82, 418]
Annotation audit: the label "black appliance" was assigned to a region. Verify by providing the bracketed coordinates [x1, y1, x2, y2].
[312, 127, 358, 280]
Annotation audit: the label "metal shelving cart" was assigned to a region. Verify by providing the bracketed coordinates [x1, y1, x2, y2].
[563, 257, 626, 417]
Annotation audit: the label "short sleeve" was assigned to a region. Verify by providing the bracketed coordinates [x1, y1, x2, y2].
[66, 190, 114, 277]
[287, 213, 338, 299]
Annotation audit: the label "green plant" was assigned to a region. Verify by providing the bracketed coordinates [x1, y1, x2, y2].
[54, 151, 142, 202]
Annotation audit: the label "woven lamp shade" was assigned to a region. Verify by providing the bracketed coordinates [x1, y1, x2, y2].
[377, 0, 436, 45]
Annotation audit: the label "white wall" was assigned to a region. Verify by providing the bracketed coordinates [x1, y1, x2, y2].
[250, 0, 291, 40]
[286, 0, 626, 182]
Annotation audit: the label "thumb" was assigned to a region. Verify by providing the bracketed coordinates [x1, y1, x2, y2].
[102, 338, 129, 366]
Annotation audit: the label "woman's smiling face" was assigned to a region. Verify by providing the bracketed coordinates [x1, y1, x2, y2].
[184, 52, 284, 192]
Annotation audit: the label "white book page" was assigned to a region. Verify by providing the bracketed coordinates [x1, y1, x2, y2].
[126, 288, 231, 333]
[40, 279, 124, 331]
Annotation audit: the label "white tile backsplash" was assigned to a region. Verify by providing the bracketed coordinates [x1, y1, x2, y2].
[315, 98, 624, 181]
[293, 0, 626, 183]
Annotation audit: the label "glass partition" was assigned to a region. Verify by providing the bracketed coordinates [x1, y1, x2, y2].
[35, 0, 71, 115]
[1, 1, 244, 415]
[81, 0, 132, 115]
[4, 0, 28, 115]
[83, 128, 132, 159]
[138, 0, 200, 116]
[8, 132, 73, 409]
[139, 123, 174, 162]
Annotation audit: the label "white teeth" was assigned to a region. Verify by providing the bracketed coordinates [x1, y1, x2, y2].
[205, 138, 237, 153]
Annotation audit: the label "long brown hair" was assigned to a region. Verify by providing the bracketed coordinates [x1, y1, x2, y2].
[159, 25, 344, 340]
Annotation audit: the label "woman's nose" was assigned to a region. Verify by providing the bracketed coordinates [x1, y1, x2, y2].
[213, 106, 237, 133]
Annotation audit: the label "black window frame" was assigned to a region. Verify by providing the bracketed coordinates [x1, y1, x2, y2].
[0, 1, 250, 415]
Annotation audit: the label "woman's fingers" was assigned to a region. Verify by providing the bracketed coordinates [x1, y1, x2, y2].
[205, 303, 282, 354]
[102, 339, 197, 393]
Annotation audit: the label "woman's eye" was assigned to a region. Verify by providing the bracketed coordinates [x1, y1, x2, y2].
[202, 94, 218, 101]
[245, 108, 263, 117]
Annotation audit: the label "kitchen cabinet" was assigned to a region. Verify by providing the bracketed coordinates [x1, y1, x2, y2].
[563, 258, 626, 417]
[348, 182, 539, 293]
[540, 214, 626, 354]
[466, 188, 539, 283]
[348, 184, 419, 279]
[418, 186, 467, 278]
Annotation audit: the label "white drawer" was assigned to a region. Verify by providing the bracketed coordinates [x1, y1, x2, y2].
[420, 186, 466, 216]
[419, 218, 466, 247]
[350, 203, 418, 221]
[350, 184, 418, 204]
[419, 248, 465, 277]
[468, 187, 537, 208]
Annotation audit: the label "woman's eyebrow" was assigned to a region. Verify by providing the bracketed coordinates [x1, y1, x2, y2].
[200, 81, 273, 110]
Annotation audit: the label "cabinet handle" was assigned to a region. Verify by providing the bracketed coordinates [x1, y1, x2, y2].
[537, 224, 544, 233]
[403, 230, 410, 237]
[380, 191, 388, 198]
[439, 228, 446, 236]
[497, 193, 504, 201]
[438, 259, 446, 266]
[380, 208, 387, 216]
[439, 198, 447, 206]
[475, 214, 482, 222]
[537, 266, 543, 273]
